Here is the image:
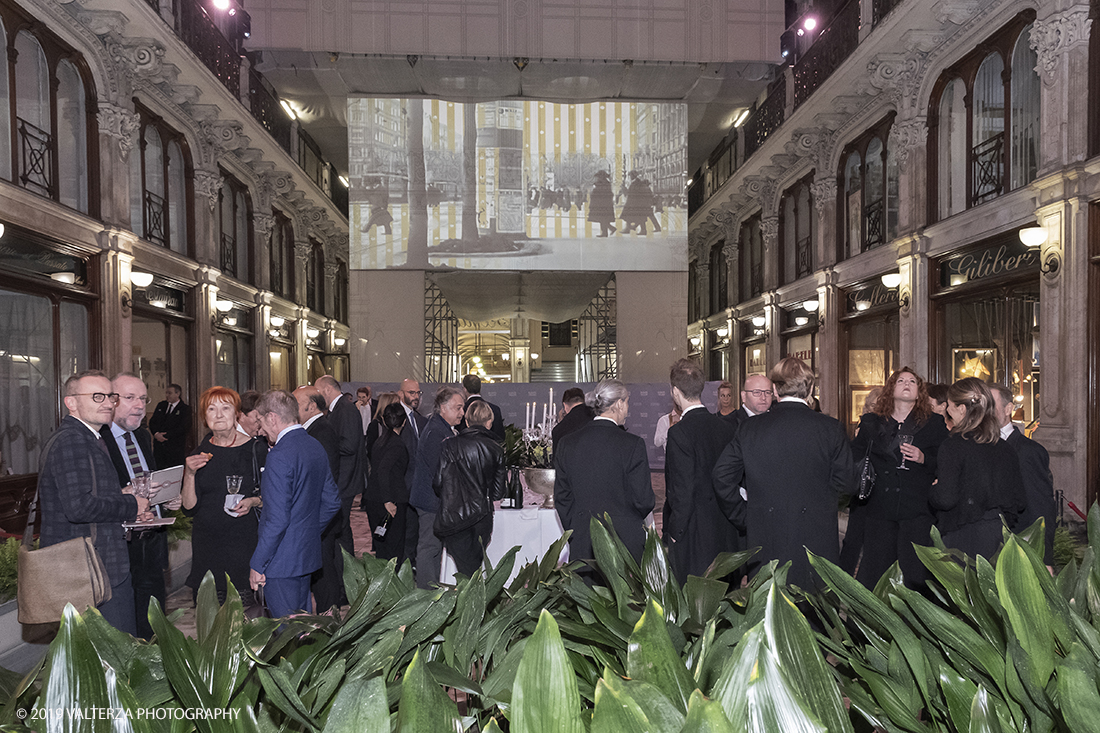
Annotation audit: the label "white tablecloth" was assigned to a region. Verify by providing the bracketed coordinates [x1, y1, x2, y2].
[440, 506, 567, 584]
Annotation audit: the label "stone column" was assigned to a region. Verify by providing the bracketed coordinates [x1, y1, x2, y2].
[192, 168, 223, 267]
[96, 102, 140, 231]
[896, 235, 931, 376]
[814, 271, 840, 417]
[1032, 6, 1091, 174]
[763, 291, 781, 372]
[294, 239, 312, 306]
[889, 116, 928, 235]
[194, 266, 220, 397]
[95, 229, 136, 377]
[509, 318, 532, 383]
[323, 258, 339, 321]
[693, 261, 710, 319]
[722, 239, 739, 307]
[761, 215, 779, 293]
[253, 212, 275, 293]
[810, 177, 837, 269]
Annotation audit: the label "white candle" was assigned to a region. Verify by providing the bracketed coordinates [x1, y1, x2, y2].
[526, 402, 532, 429]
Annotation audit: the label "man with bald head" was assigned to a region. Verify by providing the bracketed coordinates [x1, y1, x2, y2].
[727, 374, 774, 430]
[313, 375, 364, 610]
[397, 378, 428, 566]
[294, 386, 339, 480]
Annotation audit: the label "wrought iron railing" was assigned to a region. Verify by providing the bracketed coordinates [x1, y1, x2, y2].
[971, 133, 1004, 205]
[743, 76, 786, 160]
[176, 0, 240, 98]
[144, 190, 167, 245]
[863, 198, 884, 251]
[17, 117, 53, 198]
[750, 262, 764, 298]
[793, 0, 861, 110]
[248, 67, 292, 155]
[873, 0, 905, 26]
[796, 234, 813, 279]
[220, 232, 236, 275]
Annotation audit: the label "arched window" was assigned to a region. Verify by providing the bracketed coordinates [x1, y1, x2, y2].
[844, 151, 862, 258]
[334, 261, 349, 323]
[307, 240, 325, 314]
[928, 11, 1038, 219]
[938, 78, 967, 217]
[0, 17, 10, 181]
[739, 215, 763, 301]
[218, 173, 251, 281]
[14, 32, 51, 197]
[838, 115, 896, 259]
[1010, 24, 1040, 190]
[269, 211, 294, 299]
[129, 106, 191, 253]
[166, 140, 188, 253]
[56, 60, 87, 212]
[780, 175, 814, 285]
[709, 241, 727, 313]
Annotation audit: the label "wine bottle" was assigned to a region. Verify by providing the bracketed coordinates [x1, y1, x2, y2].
[373, 513, 392, 538]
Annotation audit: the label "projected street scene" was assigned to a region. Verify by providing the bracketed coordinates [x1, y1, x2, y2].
[348, 98, 688, 271]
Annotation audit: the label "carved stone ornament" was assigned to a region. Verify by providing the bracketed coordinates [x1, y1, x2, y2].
[106, 37, 167, 82]
[934, 0, 981, 26]
[866, 52, 927, 102]
[294, 241, 312, 267]
[253, 213, 276, 244]
[202, 120, 248, 154]
[810, 177, 837, 214]
[323, 260, 340, 279]
[193, 169, 223, 212]
[761, 217, 779, 249]
[721, 242, 738, 261]
[888, 117, 928, 169]
[693, 261, 709, 278]
[1031, 9, 1092, 85]
[97, 102, 140, 160]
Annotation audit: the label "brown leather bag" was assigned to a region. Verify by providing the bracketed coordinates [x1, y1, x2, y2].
[17, 450, 112, 625]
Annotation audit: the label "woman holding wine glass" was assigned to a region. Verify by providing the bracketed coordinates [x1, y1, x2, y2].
[846, 367, 949, 590]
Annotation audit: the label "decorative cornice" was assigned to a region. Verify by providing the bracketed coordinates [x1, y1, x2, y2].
[193, 169, 222, 212]
[97, 101, 140, 160]
[933, 0, 981, 26]
[1031, 8, 1092, 86]
[201, 119, 249, 155]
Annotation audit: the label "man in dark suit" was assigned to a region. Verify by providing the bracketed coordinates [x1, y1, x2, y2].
[149, 383, 191, 468]
[551, 388, 594, 452]
[39, 370, 150, 634]
[313, 375, 365, 610]
[398, 378, 428, 564]
[459, 374, 505, 441]
[713, 358, 855, 590]
[663, 359, 738, 581]
[356, 386, 378, 435]
[100, 372, 172, 639]
[295, 386, 339, 479]
[723, 374, 774, 429]
[991, 383, 1056, 567]
[250, 390, 341, 617]
[554, 380, 654, 564]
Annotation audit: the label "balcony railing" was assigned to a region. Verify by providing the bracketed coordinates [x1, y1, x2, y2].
[17, 117, 53, 198]
[176, 0, 240, 99]
[220, 232, 236, 276]
[971, 133, 1004, 206]
[248, 67, 292, 155]
[793, 0, 861, 110]
[863, 198, 884, 251]
[743, 76, 786, 160]
[144, 190, 167, 246]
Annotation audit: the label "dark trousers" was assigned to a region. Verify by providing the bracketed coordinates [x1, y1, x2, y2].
[405, 506, 420, 566]
[441, 514, 493, 578]
[855, 514, 934, 590]
[265, 575, 311, 617]
[415, 510, 444, 589]
[373, 503, 409, 568]
[100, 574, 137, 636]
[311, 503, 350, 612]
[941, 514, 1006, 563]
[128, 528, 169, 638]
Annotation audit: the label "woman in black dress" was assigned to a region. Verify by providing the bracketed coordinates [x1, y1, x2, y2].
[930, 377, 1026, 561]
[369, 403, 410, 565]
[365, 391, 400, 460]
[847, 368, 949, 589]
[181, 386, 266, 603]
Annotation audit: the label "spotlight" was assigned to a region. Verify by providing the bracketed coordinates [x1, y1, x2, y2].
[212, 0, 230, 10]
[803, 17, 817, 31]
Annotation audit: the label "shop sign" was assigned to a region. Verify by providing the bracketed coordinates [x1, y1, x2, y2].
[0, 237, 87, 285]
[134, 283, 186, 313]
[844, 283, 898, 315]
[938, 240, 1039, 289]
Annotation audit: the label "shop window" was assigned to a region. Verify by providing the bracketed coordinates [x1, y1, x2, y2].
[269, 343, 294, 392]
[844, 314, 899, 433]
[839, 115, 897, 258]
[780, 176, 814, 284]
[306, 240, 325, 315]
[218, 173, 251, 281]
[929, 12, 1039, 218]
[214, 304, 253, 394]
[129, 106, 191, 254]
[740, 215, 764, 301]
[334, 260, 348, 323]
[269, 211, 294, 299]
[709, 241, 728, 313]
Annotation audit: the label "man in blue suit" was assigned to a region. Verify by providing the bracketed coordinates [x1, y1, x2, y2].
[250, 390, 341, 617]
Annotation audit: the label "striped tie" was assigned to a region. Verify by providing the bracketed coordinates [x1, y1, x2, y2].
[123, 431, 144, 477]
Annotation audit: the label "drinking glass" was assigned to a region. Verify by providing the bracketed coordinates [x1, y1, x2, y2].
[132, 471, 152, 499]
[225, 475, 244, 516]
[897, 435, 914, 470]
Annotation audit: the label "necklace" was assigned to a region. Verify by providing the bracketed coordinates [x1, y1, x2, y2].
[210, 434, 237, 448]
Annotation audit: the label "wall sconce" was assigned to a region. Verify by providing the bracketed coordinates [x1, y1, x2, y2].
[211, 299, 234, 327]
[215, 299, 233, 313]
[716, 326, 729, 339]
[531, 353, 540, 360]
[334, 337, 346, 348]
[121, 289, 133, 316]
[501, 352, 510, 361]
[802, 299, 819, 312]
[689, 335, 701, 349]
[1019, 225, 1047, 248]
[269, 314, 285, 328]
[898, 287, 912, 312]
[306, 327, 321, 339]
[751, 315, 766, 328]
[0, 222, 5, 239]
[1040, 251, 1061, 276]
[880, 272, 902, 289]
[795, 316, 809, 326]
[130, 271, 154, 288]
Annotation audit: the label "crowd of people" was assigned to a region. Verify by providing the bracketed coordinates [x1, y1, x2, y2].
[34, 358, 1056, 635]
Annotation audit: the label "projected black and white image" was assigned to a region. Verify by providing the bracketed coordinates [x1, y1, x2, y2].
[348, 98, 688, 271]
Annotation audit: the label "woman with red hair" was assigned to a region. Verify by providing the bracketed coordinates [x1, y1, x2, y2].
[846, 367, 949, 590]
[181, 386, 266, 604]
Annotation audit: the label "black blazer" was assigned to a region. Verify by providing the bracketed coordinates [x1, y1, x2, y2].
[327, 396, 366, 500]
[461, 395, 506, 441]
[99, 424, 158, 488]
[713, 400, 855, 590]
[662, 406, 738, 581]
[930, 434, 1026, 534]
[400, 407, 428, 492]
[551, 404, 594, 452]
[1006, 428, 1055, 564]
[149, 400, 191, 468]
[553, 418, 655, 563]
[718, 406, 752, 430]
[371, 430, 410, 505]
[306, 415, 341, 482]
[849, 411, 949, 521]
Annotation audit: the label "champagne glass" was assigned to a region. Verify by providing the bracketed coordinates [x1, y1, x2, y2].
[225, 475, 244, 516]
[897, 435, 914, 470]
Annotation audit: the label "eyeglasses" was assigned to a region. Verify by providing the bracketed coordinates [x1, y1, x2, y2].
[743, 389, 773, 398]
[72, 392, 120, 404]
[404, 390, 423, 396]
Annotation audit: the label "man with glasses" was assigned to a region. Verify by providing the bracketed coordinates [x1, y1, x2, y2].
[728, 374, 775, 430]
[397, 379, 427, 567]
[38, 370, 151, 634]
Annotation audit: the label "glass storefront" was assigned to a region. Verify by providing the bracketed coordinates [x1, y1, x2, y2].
[214, 304, 253, 394]
[132, 280, 190, 407]
[841, 279, 900, 433]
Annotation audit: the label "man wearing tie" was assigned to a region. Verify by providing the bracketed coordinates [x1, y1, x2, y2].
[149, 383, 191, 468]
[398, 379, 428, 565]
[100, 372, 170, 639]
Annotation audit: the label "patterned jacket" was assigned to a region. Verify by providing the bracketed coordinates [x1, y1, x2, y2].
[38, 415, 140, 586]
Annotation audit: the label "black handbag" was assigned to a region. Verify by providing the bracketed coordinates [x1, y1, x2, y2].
[857, 439, 876, 501]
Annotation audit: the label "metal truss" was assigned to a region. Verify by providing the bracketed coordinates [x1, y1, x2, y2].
[424, 277, 459, 383]
[577, 276, 618, 382]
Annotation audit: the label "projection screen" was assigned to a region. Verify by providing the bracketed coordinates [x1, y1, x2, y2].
[348, 98, 688, 271]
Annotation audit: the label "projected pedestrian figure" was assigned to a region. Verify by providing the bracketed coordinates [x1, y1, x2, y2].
[361, 176, 394, 235]
[587, 170, 617, 237]
[619, 170, 660, 235]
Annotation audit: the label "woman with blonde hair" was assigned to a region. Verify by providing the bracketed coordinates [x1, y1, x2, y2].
[930, 377, 1026, 560]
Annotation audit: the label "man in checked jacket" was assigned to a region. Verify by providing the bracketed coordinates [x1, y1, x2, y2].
[38, 370, 150, 634]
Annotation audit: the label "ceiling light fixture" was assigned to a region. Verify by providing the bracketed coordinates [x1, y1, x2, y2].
[733, 109, 751, 127]
[212, 0, 230, 10]
[338, 175, 349, 188]
[279, 100, 296, 120]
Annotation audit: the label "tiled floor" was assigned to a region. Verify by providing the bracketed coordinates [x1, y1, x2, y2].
[166, 472, 667, 635]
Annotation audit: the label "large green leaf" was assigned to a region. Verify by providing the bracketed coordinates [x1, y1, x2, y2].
[447, 571, 486, 675]
[682, 576, 727, 633]
[590, 517, 638, 617]
[640, 529, 683, 621]
[968, 686, 1003, 733]
[613, 676, 685, 731]
[995, 536, 1055, 689]
[395, 588, 457, 662]
[322, 676, 389, 733]
[679, 689, 735, 733]
[396, 650, 462, 733]
[257, 665, 320, 732]
[763, 583, 854, 733]
[626, 599, 697, 714]
[703, 550, 756, 581]
[104, 665, 152, 733]
[590, 676, 651, 732]
[510, 610, 584, 733]
[148, 599, 221, 733]
[938, 665, 978, 731]
[1056, 642, 1100, 732]
[40, 605, 111, 733]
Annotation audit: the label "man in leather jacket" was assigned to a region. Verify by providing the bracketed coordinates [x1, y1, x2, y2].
[432, 400, 507, 577]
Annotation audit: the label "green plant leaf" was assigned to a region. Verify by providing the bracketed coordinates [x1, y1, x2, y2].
[257, 665, 321, 732]
[763, 583, 854, 733]
[702, 550, 756, 581]
[322, 675, 389, 733]
[395, 588, 457, 662]
[679, 689, 735, 733]
[968, 686, 1003, 733]
[640, 529, 683, 621]
[448, 571, 486, 675]
[590, 676, 651, 732]
[682, 576, 727, 633]
[614, 675, 685, 731]
[626, 599, 697, 714]
[1056, 642, 1100, 732]
[426, 662, 485, 698]
[148, 598, 221, 733]
[397, 650, 462, 733]
[104, 665, 153, 733]
[511, 610, 584, 733]
[590, 517, 637, 616]
[39, 605, 111, 733]
[995, 536, 1055, 689]
[938, 665, 978, 731]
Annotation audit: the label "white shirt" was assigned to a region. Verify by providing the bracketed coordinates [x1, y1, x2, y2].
[741, 404, 758, 417]
[1000, 422, 1017, 441]
[328, 395, 341, 413]
[358, 403, 372, 433]
[779, 396, 808, 405]
[166, 401, 179, 414]
[275, 424, 303, 444]
[303, 413, 324, 431]
[109, 422, 148, 478]
[402, 403, 420, 437]
[653, 413, 672, 449]
[74, 416, 105, 438]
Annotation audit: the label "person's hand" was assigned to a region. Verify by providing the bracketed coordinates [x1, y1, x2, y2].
[901, 443, 925, 464]
[162, 495, 183, 511]
[184, 453, 211, 474]
[249, 568, 265, 590]
[669, 411, 681, 426]
[232, 496, 262, 516]
[135, 509, 156, 523]
[384, 501, 397, 517]
[134, 495, 150, 516]
[154, 432, 167, 442]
